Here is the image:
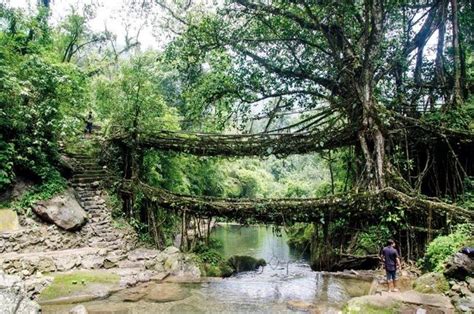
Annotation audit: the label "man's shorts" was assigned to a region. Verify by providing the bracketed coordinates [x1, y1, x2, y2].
[386, 270, 397, 281]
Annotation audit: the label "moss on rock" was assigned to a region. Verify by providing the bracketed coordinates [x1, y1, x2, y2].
[413, 272, 449, 294]
[39, 270, 120, 301]
[227, 255, 266, 273]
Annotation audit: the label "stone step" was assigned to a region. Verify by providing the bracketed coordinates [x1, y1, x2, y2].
[75, 170, 107, 176]
[76, 164, 104, 169]
[66, 153, 93, 158]
[72, 174, 104, 180]
[82, 205, 105, 212]
[79, 196, 100, 202]
[72, 181, 99, 186]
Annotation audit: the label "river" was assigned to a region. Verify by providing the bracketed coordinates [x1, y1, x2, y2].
[42, 224, 372, 313]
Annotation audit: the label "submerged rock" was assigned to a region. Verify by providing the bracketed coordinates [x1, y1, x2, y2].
[33, 189, 87, 231]
[286, 300, 315, 312]
[227, 255, 266, 273]
[169, 303, 204, 314]
[144, 283, 191, 302]
[85, 304, 130, 314]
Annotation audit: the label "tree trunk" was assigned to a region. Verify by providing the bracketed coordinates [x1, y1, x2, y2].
[450, 0, 462, 105]
[355, 73, 386, 191]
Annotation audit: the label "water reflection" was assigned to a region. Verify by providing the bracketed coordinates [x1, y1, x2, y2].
[42, 224, 371, 313]
[211, 223, 309, 262]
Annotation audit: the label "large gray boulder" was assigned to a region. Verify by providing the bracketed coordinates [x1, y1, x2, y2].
[0, 271, 41, 314]
[444, 252, 474, 281]
[33, 189, 87, 231]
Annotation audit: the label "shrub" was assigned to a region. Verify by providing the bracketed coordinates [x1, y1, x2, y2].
[422, 223, 474, 272]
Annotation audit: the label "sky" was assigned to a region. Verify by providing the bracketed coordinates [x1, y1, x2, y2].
[4, 0, 163, 49]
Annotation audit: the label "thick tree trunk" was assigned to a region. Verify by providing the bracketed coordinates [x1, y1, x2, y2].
[355, 73, 386, 191]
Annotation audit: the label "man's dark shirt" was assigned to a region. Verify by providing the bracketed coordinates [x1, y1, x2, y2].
[381, 246, 399, 271]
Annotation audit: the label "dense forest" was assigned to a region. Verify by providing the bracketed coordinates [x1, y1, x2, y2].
[1, 0, 473, 275]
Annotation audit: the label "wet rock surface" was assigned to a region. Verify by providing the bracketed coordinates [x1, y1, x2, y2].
[0, 270, 41, 314]
[346, 290, 454, 313]
[144, 283, 191, 302]
[447, 278, 474, 313]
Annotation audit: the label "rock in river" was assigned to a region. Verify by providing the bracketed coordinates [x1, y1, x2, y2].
[33, 189, 87, 231]
[227, 255, 266, 273]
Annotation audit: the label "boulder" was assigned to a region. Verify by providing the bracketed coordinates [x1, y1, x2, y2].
[0, 271, 41, 314]
[163, 253, 201, 278]
[286, 300, 315, 312]
[444, 252, 474, 281]
[33, 189, 87, 231]
[0, 209, 20, 232]
[81, 255, 105, 269]
[127, 248, 158, 262]
[163, 246, 180, 255]
[55, 255, 81, 272]
[227, 255, 266, 273]
[346, 291, 453, 313]
[413, 272, 449, 294]
[114, 284, 149, 302]
[69, 304, 88, 314]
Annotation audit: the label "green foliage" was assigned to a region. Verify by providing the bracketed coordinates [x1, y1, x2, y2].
[0, 5, 86, 190]
[0, 137, 15, 190]
[413, 272, 449, 294]
[193, 238, 234, 277]
[354, 225, 391, 255]
[287, 223, 314, 251]
[13, 172, 66, 213]
[423, 100, 474, 130]
[422, 223, 474, 272]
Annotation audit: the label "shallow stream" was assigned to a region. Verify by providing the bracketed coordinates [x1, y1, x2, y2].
[42, 224, 372, 313]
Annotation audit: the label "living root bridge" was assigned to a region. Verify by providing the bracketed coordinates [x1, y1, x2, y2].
[111, 126, 355, 157]
[128, 181, 473, 224]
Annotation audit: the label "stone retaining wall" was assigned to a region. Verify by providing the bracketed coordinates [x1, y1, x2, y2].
[0, 226, 84, 254]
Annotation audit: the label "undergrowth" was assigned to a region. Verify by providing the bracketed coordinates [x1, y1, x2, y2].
[421, 223, 474, 272]
[12, 172, 66, 214]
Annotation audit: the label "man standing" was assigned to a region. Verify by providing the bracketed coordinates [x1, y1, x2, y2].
[84, 111, 93, 135]
[380, 239, 401, 292]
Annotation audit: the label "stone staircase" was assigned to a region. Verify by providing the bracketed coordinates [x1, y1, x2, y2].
[68, 150, 137, 251]
[0, 141, 202, 305]
[0, 145, 139, 279]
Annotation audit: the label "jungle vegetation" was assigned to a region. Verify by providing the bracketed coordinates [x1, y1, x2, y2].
[0, 0, 473, 270]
